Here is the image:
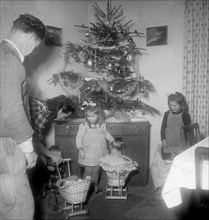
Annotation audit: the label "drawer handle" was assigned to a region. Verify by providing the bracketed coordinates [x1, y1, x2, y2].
[135, 129, 139, 133]
[65, 130, 69, 133]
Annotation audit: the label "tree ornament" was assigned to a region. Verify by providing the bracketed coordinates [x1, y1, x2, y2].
[85, 32, 90, 37]
[128, 38, 133, 43]
[87, 59, 93, 67]
[127, 54, 133, 62]
[140, 88, 144, 93]
[108, 63, 112, 69]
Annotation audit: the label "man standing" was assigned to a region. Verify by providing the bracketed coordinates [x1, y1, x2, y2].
[0, 14, 46, 219]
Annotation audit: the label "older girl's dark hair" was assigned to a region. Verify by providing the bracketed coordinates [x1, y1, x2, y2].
[168, 92, 189, 112]
[84, 104, 104, 124]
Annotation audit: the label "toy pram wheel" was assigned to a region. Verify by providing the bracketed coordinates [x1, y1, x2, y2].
[58, 205, 63, 213]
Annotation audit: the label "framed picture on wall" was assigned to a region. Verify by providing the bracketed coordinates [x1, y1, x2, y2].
[146, 26, 168, 46]
[45, 25, 62, 47]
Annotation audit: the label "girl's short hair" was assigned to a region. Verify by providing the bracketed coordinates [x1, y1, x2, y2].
[168, 92, 189, 112]
[84, 104, 105, 124]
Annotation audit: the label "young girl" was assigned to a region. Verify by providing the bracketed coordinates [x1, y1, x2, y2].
[76, 103, 121, 193]
[161, 92, 191, 159]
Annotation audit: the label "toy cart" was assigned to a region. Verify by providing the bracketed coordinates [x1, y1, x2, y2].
[100, 155, 138, 200]
[56, 158, 91, 218]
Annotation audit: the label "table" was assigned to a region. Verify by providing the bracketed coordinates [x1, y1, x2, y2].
[162, 136, 209, 208]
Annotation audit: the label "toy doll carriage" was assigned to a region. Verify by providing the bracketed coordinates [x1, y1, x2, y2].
[99, 154, 138, 200]
[55, 158, 91, 218]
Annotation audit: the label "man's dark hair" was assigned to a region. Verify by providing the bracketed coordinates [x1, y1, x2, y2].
[12, 13, 46, 40]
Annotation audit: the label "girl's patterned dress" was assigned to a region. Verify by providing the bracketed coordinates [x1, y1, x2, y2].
[76, 121, 114, 167]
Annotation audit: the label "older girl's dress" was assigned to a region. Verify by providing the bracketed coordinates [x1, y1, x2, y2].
[161, 110, 191, 155]
[151, 110, 191, 189]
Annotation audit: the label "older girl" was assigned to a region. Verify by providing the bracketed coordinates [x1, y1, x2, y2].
[161, 92, 191, 159]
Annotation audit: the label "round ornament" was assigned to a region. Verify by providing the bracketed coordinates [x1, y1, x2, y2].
[87, 59, 93, 67]
[108, 63, 112, 69]
[110, 85, 114, 91]
[140, 76, 144, 82]
[117, 22, 121, 27]
[127, 54, 133, 62]
[128, 38, 133, 43]
[140, 88, 144, 93]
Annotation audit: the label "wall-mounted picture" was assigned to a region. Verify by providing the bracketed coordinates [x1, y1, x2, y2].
[146, 26, 168, 46]
[45, 25, 62, 47]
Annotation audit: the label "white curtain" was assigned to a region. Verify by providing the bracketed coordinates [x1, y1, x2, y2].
[183, 0, 209, 137]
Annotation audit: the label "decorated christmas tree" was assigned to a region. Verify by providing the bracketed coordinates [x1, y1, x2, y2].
[48, 0, 160, 121]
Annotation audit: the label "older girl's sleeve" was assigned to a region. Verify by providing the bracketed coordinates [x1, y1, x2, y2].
[102, 123, 115, 143]
[182, 112, 191, 125]
[160, 111, 169, 140]
[76, 123, 85, 149]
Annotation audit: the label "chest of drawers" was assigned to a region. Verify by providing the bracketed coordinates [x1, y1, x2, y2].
[54, 119, 150, 185]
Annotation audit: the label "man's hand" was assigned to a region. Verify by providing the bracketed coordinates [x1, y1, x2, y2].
[24, 151, 38, 169]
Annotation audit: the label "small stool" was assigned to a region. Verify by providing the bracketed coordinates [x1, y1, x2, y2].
[105, 185, 127, 200]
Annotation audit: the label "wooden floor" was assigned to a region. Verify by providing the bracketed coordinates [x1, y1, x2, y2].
[29, 163, 208, 220]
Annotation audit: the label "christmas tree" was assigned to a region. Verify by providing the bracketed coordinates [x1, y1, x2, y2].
[48, 0, 160, 121]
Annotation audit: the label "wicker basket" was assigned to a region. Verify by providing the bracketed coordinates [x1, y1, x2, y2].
[100, 155, 138, 186]
[56, 176, 91, 204]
